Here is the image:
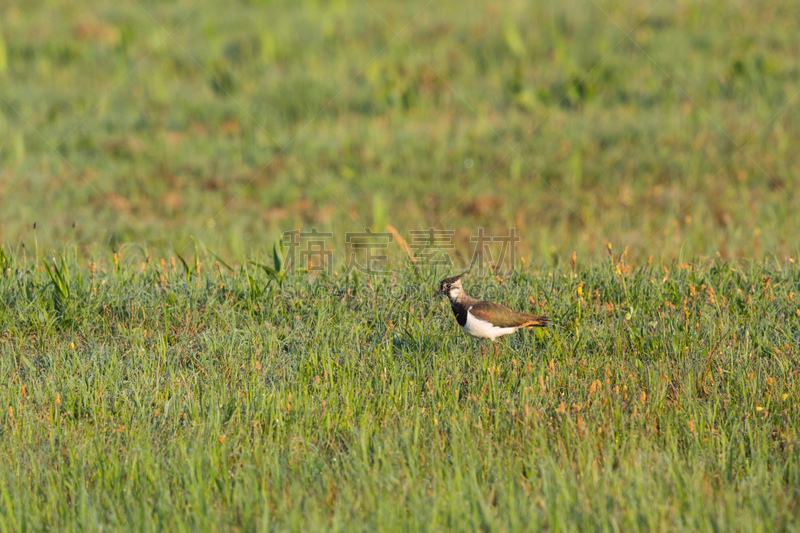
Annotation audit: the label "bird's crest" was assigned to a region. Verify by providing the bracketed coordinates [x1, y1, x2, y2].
[441, 270, 469, 285]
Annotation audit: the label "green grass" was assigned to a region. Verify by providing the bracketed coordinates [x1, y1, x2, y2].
[0, 250, 798, 530]
[2, 0, 800, 530]
[1, 0, 800, 260]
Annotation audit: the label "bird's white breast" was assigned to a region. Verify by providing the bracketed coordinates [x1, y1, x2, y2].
[462, 307, 517, 341]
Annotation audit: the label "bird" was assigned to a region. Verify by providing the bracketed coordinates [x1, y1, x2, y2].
[435, 272, 549, 357]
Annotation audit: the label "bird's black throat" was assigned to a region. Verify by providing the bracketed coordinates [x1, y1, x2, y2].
[449, 299, 469, 326]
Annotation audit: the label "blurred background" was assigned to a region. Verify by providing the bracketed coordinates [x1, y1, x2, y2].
[0, 0, 798, 265]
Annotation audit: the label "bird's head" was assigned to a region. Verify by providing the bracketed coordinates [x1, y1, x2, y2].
[435, 271, 468, 300]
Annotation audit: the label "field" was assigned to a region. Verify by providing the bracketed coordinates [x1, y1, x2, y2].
[1, 0, 800, 530]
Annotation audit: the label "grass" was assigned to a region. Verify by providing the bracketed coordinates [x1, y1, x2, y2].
[1, 0, 799, 261]
[0, 248, 798, 530]
[1, 0, 800, 530]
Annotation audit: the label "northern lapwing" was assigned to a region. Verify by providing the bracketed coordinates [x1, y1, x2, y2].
[435, 272, 549, 357]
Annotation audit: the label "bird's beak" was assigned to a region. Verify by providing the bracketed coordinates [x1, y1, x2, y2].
[434, 288, 445, 297]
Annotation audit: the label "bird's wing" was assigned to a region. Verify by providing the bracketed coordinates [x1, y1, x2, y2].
[470, 301, 549, 328]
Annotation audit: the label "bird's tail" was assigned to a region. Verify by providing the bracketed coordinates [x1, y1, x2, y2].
[521, 314, 549, 328]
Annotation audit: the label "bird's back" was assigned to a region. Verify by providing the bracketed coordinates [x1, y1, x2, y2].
[469, 300, 549, 328]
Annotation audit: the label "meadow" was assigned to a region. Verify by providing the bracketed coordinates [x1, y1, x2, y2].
[0, 250, 798, 530]
[1, 0, 800, 530]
